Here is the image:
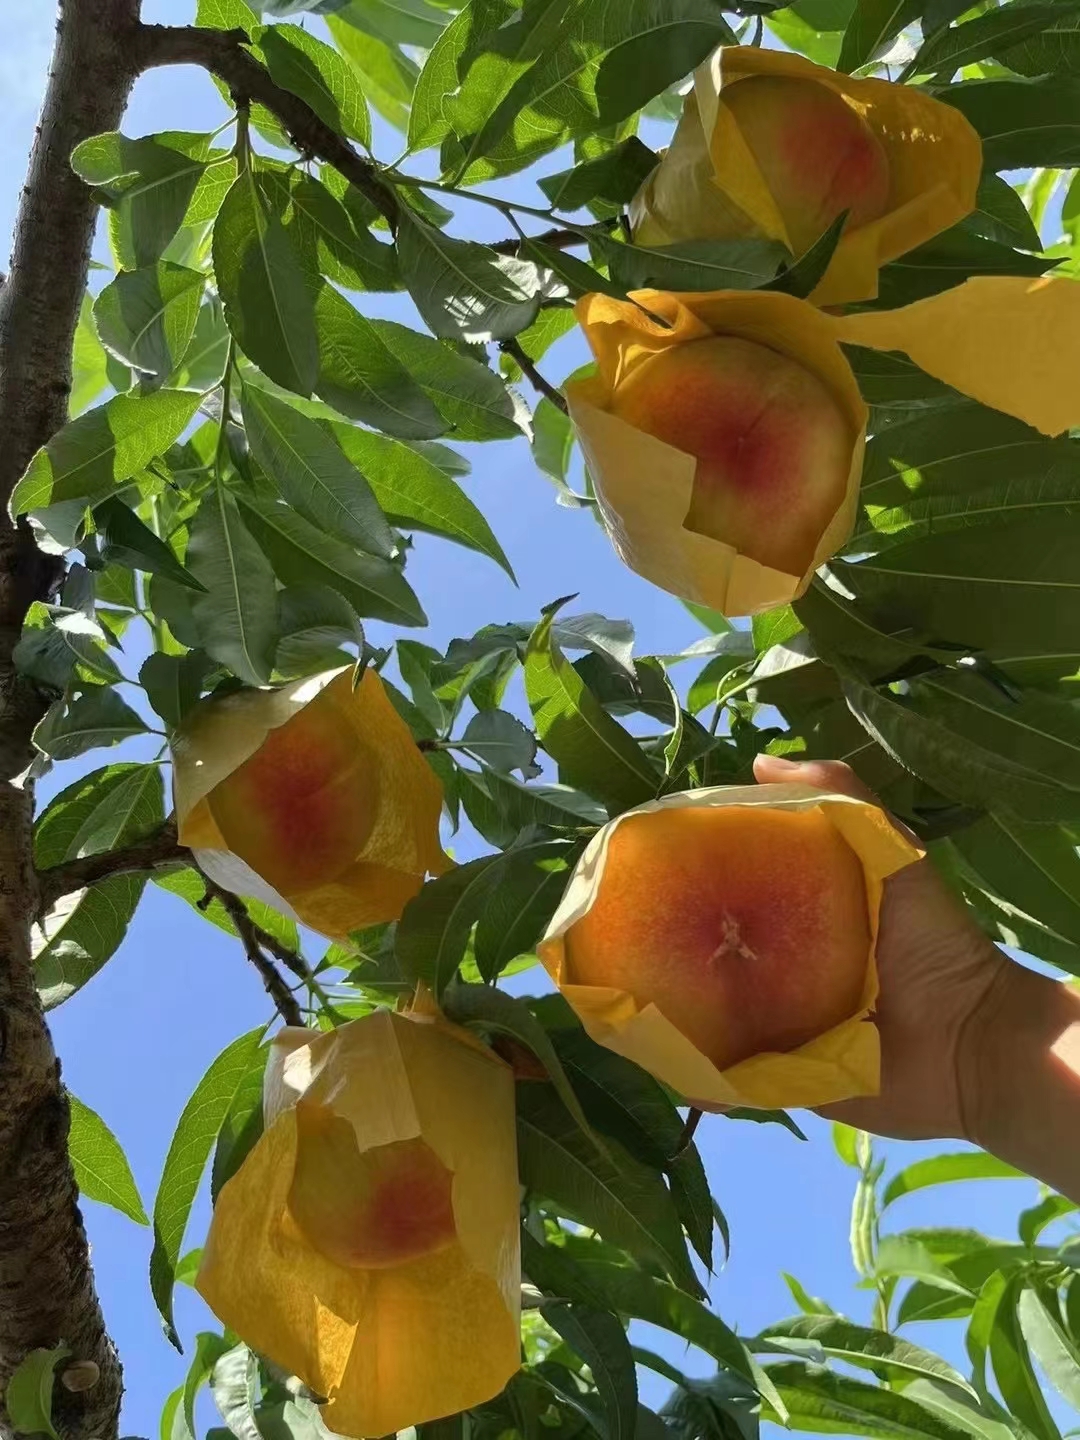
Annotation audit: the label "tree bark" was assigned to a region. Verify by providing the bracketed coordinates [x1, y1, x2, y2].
[0, 3, 143, 1437]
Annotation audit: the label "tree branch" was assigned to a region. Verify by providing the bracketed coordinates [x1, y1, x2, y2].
[0, 5, 145, 1439]
[499, 338, 569, 415]
[35, 819, 187, 917]
[489, 226, 596, 257]
[135, 23, 401, 230]
[196, 876, 304, 1027]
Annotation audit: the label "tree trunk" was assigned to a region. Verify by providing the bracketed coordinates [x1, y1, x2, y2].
[0, 3, 142, 1437]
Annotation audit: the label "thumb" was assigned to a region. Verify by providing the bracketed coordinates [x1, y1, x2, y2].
[752, 753, 878, 804]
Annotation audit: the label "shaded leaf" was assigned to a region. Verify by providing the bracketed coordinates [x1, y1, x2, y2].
[187, 484, 279, 685]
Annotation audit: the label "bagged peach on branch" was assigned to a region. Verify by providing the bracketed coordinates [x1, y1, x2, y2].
[571, 276, 1080, 617]
[630, 45, 982, 307]
[538, 783, 922, 1111]
[171, 664, 448, 939]
[196, 1004, 521, 1436]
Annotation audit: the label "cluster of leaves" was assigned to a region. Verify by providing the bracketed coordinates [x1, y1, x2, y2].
[18, 0, 1080, 1433]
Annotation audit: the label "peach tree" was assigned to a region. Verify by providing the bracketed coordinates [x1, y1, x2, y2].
[4, 2, 1080, 1440]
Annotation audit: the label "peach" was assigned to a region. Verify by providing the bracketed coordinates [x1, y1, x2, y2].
[563, 804, 870, 1071]
[208, 700, 378, 894]
[722, 75, 890, 255]
[288, 1103, 457, 1270]
[608, 334, 853, 576]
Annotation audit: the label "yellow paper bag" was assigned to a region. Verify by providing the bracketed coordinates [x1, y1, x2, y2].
[538, 783, 922, 1111]
[631, 45, 981, 307]
[568, 288, 867, 617]
[198, 1009, 521, 1436]
[173, 666, 448, 939]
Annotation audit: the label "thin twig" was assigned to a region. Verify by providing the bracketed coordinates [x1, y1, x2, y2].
[489, 225, 598, 257]
[35, 818, 187, 916]
[197, 873, 304, 1027]
[499, 338, 569, 415]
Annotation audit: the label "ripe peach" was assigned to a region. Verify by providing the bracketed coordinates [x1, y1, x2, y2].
[563, 805, 871, 1071]
[608, 334, 853, 576]
[208, 701, 378, 894]
[722, 75, 891, 254]
[288, 1104, 457, 1270]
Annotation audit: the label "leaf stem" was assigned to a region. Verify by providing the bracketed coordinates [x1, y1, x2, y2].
[499, 337, 569, 415]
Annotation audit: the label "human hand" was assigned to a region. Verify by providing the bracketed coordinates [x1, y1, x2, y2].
[752, 754, 1011, 1144]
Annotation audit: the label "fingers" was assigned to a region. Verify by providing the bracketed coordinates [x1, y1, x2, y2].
[752, 753, 878, 804]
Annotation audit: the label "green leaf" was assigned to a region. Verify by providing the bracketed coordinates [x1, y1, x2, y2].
[71, 131, 210, 268]
[68, 1092, 149, 1225]
[313, 285, 444, 440]
[334, 0, 448, 48]
[1018, 1286, 1080, 1409]
[542, 1303, 638, 1440]
[197, 0, 258, 31]
[35, 876, 146, 1010]
[524, 1235, 767, 1396]
[601, 235, 786, 292]
[964, 173, 1043, 252]
[140, 651, 214, 731]
[762, 1362, 983, 1440]
[258, 23, 371, 145]
[472, 840, 576, 979]
[4, 1345, 71, 1440]
[35, 690, 150, 762]
[187, 484, 279, 685]
[525, 604, 658, 815]
[950, 812, 1080, 955]
[369, 319, 524, 440]
[262, 170, 399, 294]
[942, 78, 1080, 169]
[990, 1276, 1062, 1440]
[324, 15, 419, 132]
[213, 166, 318, 396]
[72, 293, 110, 417]
[757, 1317, 976, 1396]
[11, 388, 201, 513]
[275, 584, 363, 678]
[838, 0, 921, 70]
[539, 137, 659, 215]
[242, 383, 395, 556]
[211, 1343, 261, 1440]
[15, 611, 122, 691]
[173, 1332, 231, 1440]
[883, 1152, 1028, 1210]
[236, 492, 426, 627]
[851, 403, 1078, 551]
[767, 0, 855, 65]
[876, 229, 1051, 309]
[444, 980, 598, 1146]
[93, 263, 205, 385]
[395, 855, 503, 997]
[36, 762, 164, 867]
[843, 674, 1080, 824]
[912, 1, 1080, 75]
[94, 496, 206, 591]
[456, 0, 734, 178]
[212, 1047, 268, 1202]
[834, 513, 1080, 667]
[395, 208, 543, 342]
[150, 1028, 265, 1350]
[329, 420, 514, 575]
[460, 708, 538, 775]
[517, 1083, 702, 1296]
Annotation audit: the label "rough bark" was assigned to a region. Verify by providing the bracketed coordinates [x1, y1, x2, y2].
[0, 3, 143, 1437]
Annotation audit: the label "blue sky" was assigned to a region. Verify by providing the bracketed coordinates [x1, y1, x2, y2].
[0, 1, 1062, 1432]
